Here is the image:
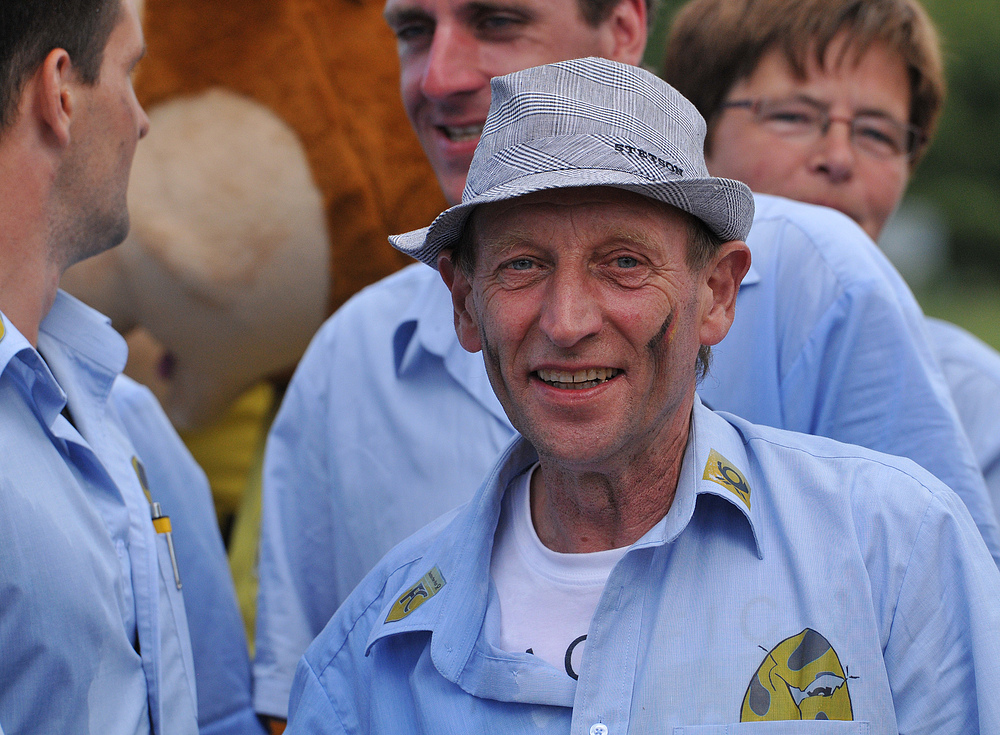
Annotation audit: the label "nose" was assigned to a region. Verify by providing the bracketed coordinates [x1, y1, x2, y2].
[420, 22, 487, 101]
[130, 83, 150, 139]
[137, 103, 150, 140]
[810, 117, 855, 183]
[538, 268, 603, 349]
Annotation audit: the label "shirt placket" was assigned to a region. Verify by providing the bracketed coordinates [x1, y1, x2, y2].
[569, 546, 652, 735]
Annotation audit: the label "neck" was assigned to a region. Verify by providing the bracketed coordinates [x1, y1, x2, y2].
[0, 137, 62, 346]
[0, 270, 60, 347]
[530, 395, 694, 554]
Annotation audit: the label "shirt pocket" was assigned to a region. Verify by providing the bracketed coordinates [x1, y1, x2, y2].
[674, 722, 871, 735]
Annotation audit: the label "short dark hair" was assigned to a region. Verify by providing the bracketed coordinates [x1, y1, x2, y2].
[578, 0, 658, 28]
[0, 0, 121, 131]
[452, 197, 724, 378]
[661, 0, 944, 166]
[686, 216, 724, 380]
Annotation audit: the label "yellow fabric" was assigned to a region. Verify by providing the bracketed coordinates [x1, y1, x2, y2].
[179, 382, 275, 526]
[226, 388, 282, 653]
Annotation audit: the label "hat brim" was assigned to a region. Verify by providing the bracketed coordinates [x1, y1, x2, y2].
[390, 168, 754, 269]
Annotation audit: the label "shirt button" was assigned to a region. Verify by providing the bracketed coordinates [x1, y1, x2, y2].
[590, 725, 608, 735]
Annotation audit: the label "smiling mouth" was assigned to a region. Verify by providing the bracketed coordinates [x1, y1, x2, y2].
[440, 124, 483, 143]
[536, 368, 622, 390]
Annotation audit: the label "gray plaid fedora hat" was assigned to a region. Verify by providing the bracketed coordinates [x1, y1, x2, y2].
[390, 56, 754, 268]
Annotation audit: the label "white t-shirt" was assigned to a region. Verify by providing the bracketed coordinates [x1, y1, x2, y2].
[489, 465, 629, 679]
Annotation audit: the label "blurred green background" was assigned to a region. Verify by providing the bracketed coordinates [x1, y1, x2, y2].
[645, 0, 1000, 348]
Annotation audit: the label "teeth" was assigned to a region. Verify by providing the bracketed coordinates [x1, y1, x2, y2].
[442, 124, 483, 142]
[536, 368, 620, 389]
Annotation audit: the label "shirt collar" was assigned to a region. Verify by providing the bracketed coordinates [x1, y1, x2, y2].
[393, 266, 511, 427]
[673, 397, 763, 558]
[34, 291, 128, 431]
[365, 399, 763, 674]
[38, 290, 127, 377]
[0, 307, 67, 428]
[394, 266, 456, 372]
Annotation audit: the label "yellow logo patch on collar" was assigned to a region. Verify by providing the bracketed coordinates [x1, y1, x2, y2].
[703, 449, 751, 510]
[385, 566, 446, 623]
[0, 319, 5, 342]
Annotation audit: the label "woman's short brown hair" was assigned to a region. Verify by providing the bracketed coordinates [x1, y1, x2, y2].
[661, 0, 945, 165]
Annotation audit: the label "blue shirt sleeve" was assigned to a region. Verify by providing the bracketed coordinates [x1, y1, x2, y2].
[925, 317, 1000, 524]
[883, 488, 1000, 731]
[255, 322, 344, 719]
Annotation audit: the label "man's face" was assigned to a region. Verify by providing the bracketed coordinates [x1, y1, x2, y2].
[57, 0, 149, 267]
[384, 0, 644, 205]
[706, 35, 911, 241]
[450, 187, 721, 469]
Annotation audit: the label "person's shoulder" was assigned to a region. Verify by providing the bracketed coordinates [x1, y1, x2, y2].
[722, 409, 947, 511]
[749, 193, 899, 289]
[326, 263, 440, 328]
[108, 374, 183, 445]
[298, 502, 463, 692]
[110, 373, 158, 410]
[751, 192, 870, 245]
[302, 262, 443, 355]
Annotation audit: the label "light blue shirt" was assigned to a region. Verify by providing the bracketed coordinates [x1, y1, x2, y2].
[0, 292, 198, 735]
[925, 316, 1000, 519]
[111, 377, 266, 735]
[255, 193, 999, 717]
[287, 399, 1000, 733]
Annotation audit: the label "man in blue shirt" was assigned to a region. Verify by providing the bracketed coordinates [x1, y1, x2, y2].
[0, 1, 222, 732]
[286, 58, 1000, 733]
[254, 0, 998, 720]
[662, 0, 1000, 517]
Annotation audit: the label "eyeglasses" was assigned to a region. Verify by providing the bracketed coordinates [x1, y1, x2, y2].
[721, 97, 925, 160]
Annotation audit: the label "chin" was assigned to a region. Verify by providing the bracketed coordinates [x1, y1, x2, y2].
[69, 210, 130, 268]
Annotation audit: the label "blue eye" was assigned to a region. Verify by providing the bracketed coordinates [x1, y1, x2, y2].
[395, 23, 430, 42]
[616, 256, 639, 268]
[853, 121, 903, 155]
[480, 14, 517, 31]
[508, 258, 534, 271]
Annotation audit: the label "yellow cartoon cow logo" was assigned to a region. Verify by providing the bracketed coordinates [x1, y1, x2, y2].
[742, 628, 853, 721]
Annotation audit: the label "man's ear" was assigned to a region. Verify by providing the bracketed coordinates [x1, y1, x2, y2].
[437, 251, 483, 353]
[37, 48, 76, 148]
[698, 240, 751, 348]
[602, 0, 647, 67]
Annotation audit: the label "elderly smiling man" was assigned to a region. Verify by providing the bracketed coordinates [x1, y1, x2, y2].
[285, 58, 1000, 733]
